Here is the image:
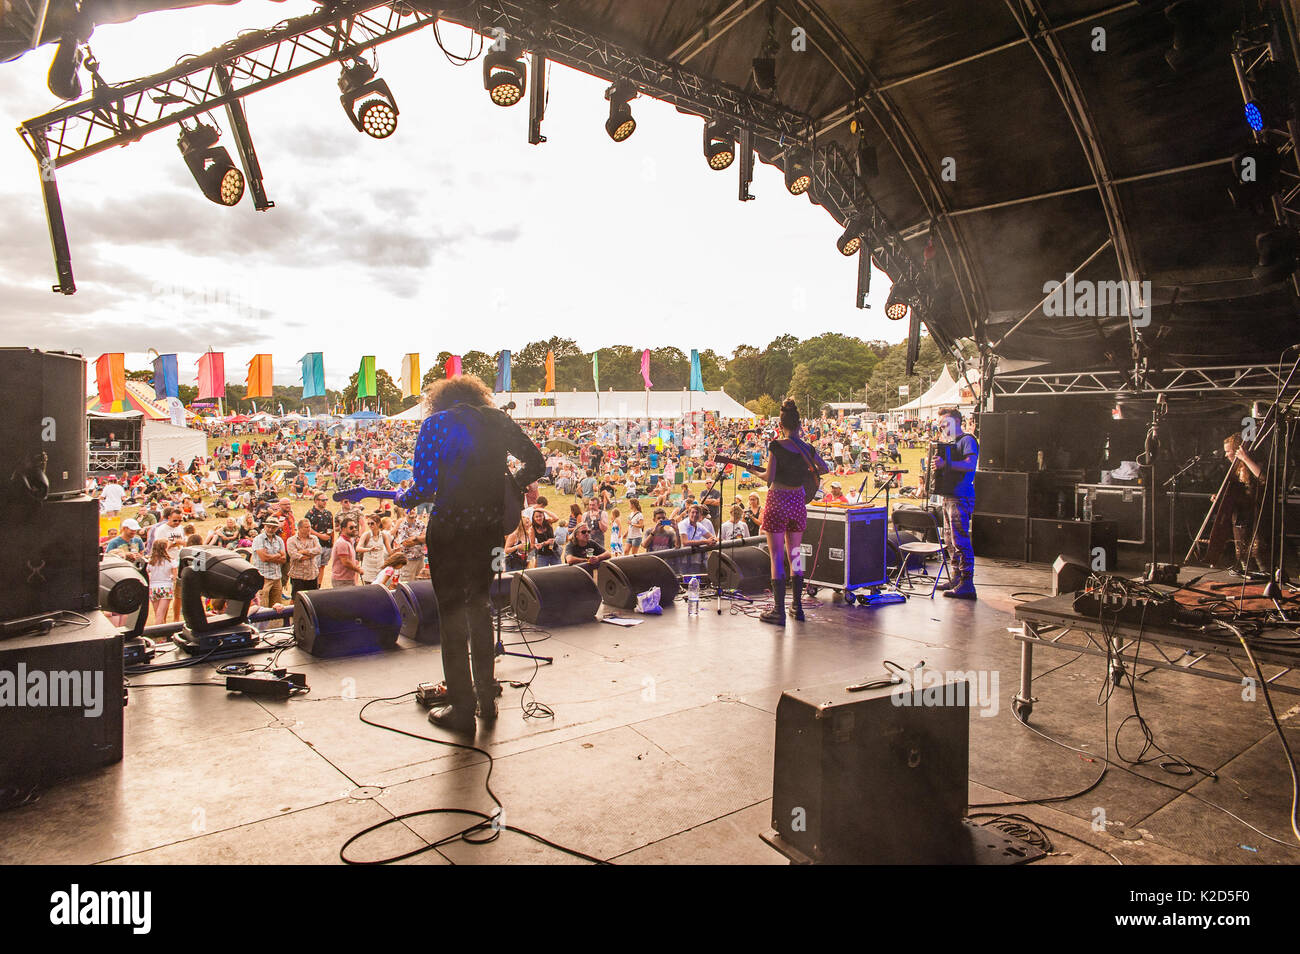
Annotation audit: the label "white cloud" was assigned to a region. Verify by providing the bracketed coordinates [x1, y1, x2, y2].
[0, 1, 905, 388]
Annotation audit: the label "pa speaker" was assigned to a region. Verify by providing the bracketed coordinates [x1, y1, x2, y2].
[1052, 555, 1090, 597]
[293, 586, 402, 657]
[596, 554, 679, 609]
[510, 565, 602, 627]
[394, 580, 440, 644]
[707, 545, 770, 593]
[0, 348, 87, 505]
[2, 495, 98, 623]
[769, 678, 968, 864]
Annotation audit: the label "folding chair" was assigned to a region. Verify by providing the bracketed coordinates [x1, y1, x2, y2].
[890, 507, 950, 598]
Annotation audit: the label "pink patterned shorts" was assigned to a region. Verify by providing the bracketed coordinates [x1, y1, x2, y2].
[760, 487, 807, 533]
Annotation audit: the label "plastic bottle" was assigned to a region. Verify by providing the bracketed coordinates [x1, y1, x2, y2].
[687, 575, 700, 616]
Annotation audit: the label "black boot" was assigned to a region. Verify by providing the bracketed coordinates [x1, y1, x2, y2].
[943, 572, 977, 600]
[760, 578, 786, 625]
[791, 575, 805, 621]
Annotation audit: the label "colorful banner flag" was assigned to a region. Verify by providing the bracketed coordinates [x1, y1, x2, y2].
[494, 351, 511, 393]
[400, 353, 420, 397]
[246, 354, 273, 399]
[445, 354, 462, 378]
[689, 349, 704, 392]
[592, 351, 599, 392]
[300, 353, 325, 399]
[357, 356, 377, 398]
[196, 352, 225, 400]
[95, 353, 125, 406]
[152, 353, 179, 399]
[544, 350, 555, 392]
[640, 349, 653, 390]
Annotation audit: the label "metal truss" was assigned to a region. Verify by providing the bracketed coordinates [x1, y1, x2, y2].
[992, 363, 1289, 397]
[1231, 28, 1300, 227]
[17, 0, 924, 308]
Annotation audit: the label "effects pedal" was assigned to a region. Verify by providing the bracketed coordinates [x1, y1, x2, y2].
[1143, 562, 1180, 586]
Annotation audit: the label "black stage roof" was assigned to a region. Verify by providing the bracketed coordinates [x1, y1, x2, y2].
[6, 0, 1300, 372]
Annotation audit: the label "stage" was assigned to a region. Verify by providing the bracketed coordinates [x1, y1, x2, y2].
[1, 560, 1297, 866]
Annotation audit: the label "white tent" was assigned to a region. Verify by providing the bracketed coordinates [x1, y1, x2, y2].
[141, 421, 207, 472]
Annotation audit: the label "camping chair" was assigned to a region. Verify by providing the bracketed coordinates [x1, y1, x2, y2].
[890, 507, 950, 598]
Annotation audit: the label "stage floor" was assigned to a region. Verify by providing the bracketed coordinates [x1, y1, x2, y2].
[3, 559, 1298, 865]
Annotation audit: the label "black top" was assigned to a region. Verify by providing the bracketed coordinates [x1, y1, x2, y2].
[307, 505, 334, 545]
[566, 538, 607, 561]
[532, 522, 556, 553]
[768, 439, 812, 486]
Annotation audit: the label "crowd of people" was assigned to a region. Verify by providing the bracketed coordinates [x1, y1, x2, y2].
[94, 406, 954, 624]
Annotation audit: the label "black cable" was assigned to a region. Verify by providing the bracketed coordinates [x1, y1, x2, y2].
[340, 692, 606, 864]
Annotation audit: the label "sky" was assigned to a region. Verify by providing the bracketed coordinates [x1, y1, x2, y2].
[0, 0, 907, 389]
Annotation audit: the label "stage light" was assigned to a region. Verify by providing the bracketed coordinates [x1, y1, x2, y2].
[785, 148, 812, 195]
[483, 38, 526, 107]
[99, 558, 147, 615]
[1253, 227, 1300, 285]
[703, 120, 735, 170]
[837, 213, 868, 256]
[47, 36, 84, 100]
[338, 58, 399, 139]
[1163, 0, 1215, 72]
[1242, 60, 1295, 134]
[885, 281, 916, 321]
[752, 54, 776, 94]
[605, 80, 637, 142]
[1245, 102, 1264, 132]
[177, 123, 245, 206]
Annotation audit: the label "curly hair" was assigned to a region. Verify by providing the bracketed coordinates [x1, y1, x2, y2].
[422, 375, 494, 414]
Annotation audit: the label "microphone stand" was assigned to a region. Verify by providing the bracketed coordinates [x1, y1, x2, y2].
[1162, 453, 1203, 567]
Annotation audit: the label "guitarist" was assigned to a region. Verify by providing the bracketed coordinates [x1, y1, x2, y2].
[743, 398, 829, 625]
[398, 376, 546, 732]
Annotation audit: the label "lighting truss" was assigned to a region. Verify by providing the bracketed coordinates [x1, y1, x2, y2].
[17, 0, 923, 308]
[991, 364, 1290, 397]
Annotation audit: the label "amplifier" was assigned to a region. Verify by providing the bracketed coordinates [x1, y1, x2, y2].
[1076, 484, 1146, 544]
[972, 514, 1028, 561]
[769, 677, 968, 864]
[0, 610, 123, 801]
[801, 505, 887, 591]
[973, 470, 1029, 517]
[0, 348, 87, 504]
[1029, 518, 1118, 571]
[2, 495, 99, 623]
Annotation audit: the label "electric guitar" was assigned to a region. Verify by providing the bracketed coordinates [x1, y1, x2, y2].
[333, 471, 525, 534]
[715, 446, 825, 504]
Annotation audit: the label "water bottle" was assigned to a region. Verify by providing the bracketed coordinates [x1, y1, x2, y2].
[687, 575, 700, 616]
[1083, 491, 1094, 522]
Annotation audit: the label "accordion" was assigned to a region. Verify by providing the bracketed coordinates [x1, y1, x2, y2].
[924, 442, 964, 497]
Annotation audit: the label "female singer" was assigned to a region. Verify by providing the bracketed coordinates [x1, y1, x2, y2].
[1221, 433, 1265, 574]
[745, 399, 829, 625]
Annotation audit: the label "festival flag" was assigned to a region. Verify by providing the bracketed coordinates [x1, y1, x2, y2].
[196, 351, 225, 400]
[640, 349, 653, 389]
[544, 350, 555, 392]
[95, 353, 125, 406]
[445, 354, 462, 378]
[592, 351, 599, 391]
[245, 354, 273, 398]
[494, 351, 511, 393]
[152, 353, 179, 399]
[357, 355, 377, 398]
[300, 353, 325, 399]
[689, 349, 704, 392]
[400, 353, 420, 397]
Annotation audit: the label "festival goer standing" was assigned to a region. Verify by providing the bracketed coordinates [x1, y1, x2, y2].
[331, 518, 362, 587]
[357, 514, 390, 583]
[625, 498, 645, 555]
[287, 518, 323, 595]
[146, 539, 176, 625]
[251, 515, 287, 607]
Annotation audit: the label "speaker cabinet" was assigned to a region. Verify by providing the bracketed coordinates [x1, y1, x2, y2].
[293, 586, 402, 657]
[0, 348, 87, 504]
[394, 580, 440, 644]
[1052, 555, 1090, 596]
[510, 565, 602, 627]
[972, 514, 1028, 561]
[977, 411, 1040, 472]
[1030, 518, 1118, 571]
[2, 495, 99, 623]
[973, 471, 1029, 517]
[596, 554, 679, 609]
[707, 545, 771, 594]
[0, 611, 123, 799]
[770, 678, 969, 864]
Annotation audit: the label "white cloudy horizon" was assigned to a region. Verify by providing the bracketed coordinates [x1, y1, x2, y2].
[1, 1, 912, 390]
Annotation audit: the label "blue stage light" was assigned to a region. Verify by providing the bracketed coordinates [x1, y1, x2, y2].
[1245, 102, 1264, 131]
